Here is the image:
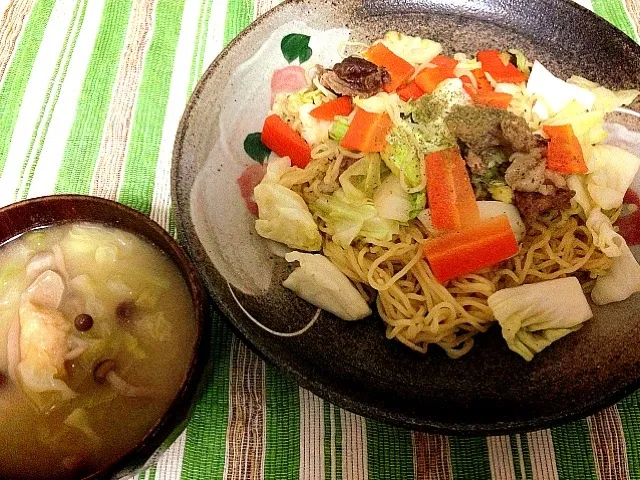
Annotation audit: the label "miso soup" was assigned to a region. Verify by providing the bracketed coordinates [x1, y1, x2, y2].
[0, 223, 197, 479]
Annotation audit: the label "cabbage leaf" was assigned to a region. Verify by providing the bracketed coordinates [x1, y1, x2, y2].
[282, 251, 371, 320]
[379, 31, 442, 66]
[488, 277, 593, 361]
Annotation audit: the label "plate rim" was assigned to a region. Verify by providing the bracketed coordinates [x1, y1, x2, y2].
[171, 0, 640, 435]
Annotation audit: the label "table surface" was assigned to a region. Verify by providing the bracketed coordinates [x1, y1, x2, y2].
[1, 0, 639, 479]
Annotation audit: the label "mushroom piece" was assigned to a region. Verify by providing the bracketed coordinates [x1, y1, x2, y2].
[115, 300, 137, 323]
[93, 359, 151, 397]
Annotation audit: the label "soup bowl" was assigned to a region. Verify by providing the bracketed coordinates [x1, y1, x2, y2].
[0, 194, 210, 480]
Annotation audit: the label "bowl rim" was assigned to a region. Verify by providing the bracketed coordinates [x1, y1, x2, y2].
[171, 0, 640, 436]
[0, 194, 211, 479]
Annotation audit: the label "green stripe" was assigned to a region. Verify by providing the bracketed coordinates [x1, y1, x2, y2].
[117, 0, 185, 213]
[187, 0, 206, 97]
[552, 420, 598, 479]
[449, 437, 491, 480]
[0, 0, 55, 177]
[592, 0, 638, 41]
[334, 406, 343, 480]
[517, 434, 533, 480]
[324, 401, 332, 480]
[223, 0, 254, 47]
[617, 392, 640, 476]
[182, 312, 232, 479]
[54, 0, 133, 195]
[264, 366, 300, 478]
[365, 420, 413, 480]
[20, 0, 87, 200]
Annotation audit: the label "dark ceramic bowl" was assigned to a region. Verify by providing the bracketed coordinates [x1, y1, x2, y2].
[172, 0, 640, 434]
[0, 195, 210, 479]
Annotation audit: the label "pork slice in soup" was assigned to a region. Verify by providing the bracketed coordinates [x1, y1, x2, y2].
[0, 223, 197, 480]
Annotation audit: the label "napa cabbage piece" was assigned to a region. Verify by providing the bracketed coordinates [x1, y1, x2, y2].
[253, 159, 322, 251]
[312, 188, 399, 246]
[567, 75, 640, 114]
[592, 240, 640, 305]
[488, 277, 593, 361]
[379, 31, 442, 66]
[586, 144, 640, 210]
[271, 87, 325, 119]
[526, 61, 595, 120]
[282, 251, 371, 320]
[339, 155, 383, 201]
[329, 115, 350, 141]
[373, 174, 425, 222]
[566, 143, 640, 261]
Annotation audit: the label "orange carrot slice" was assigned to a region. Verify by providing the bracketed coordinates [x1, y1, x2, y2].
[423, 214, 519, 283]
[364, 43, 415, 92]
[425, 147, 480, 231]
[397, 81, 425, 101]
[310, 96, 353, 120]
[477, 50, 526, 83]
[261, 114, 311, 168]
[542, 124, 588, 174]
[340, 108, 392, 152]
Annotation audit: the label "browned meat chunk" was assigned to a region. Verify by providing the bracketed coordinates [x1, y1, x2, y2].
[500, 115, 540, 152]
[446, 106, 506, 152]
[318, 56, 390, 98]
[504, 152, 546, 192]
[466, 150, 486, 175]
[514, 189, 575, 218]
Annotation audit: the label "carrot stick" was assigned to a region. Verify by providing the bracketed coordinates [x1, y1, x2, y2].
[425, 147, 480, 231]
[364, 42, 415, 92]
[423, 214, 519, 283]
[477, 50, 526, 83]
[397, 81, 425, 101]
[340, 108, 392, 152]
[261, 114, 311, 168]
[310, 96, 353, 120]
[414, 67, 455, 94]
[471, 90, 513, 109]
[430, 55, 458, 75]
[542, 124, 588, 174]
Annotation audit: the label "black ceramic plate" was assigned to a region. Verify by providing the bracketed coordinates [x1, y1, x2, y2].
[171, 0, 640, 434]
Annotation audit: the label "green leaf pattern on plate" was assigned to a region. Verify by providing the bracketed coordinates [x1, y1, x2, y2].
[243, 132, 271, 162]
[280, 33, 312, 63]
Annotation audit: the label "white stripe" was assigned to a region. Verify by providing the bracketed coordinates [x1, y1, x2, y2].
[487, 436, 517, 480]
[526, 429, 559, 480]
[571, 0, 594, 11]
[203, 0, 227, 73]
[154, 430, 188, 479]
[299, 389, 325, 480]
[16, 0, 86, 200]
[149, 0, 200, 229]
[340, 410, 369, 480]
[0, 0, 35, 92]
[0, 0, 78, 206]
[26, 0, 105, 199]
[15, 0, 86, 200]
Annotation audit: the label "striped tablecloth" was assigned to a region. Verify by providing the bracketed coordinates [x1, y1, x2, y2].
[1, 0, 639, 479]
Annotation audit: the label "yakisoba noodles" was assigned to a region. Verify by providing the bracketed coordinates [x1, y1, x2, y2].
[250, 31, 640, 360]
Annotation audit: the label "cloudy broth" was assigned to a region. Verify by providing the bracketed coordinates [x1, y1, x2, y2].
[0, 223, 197, 479]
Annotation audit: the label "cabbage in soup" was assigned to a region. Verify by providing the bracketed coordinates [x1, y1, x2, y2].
[0, 223, 197, 479]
